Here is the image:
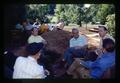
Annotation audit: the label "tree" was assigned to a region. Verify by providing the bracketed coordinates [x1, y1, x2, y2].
[106, 14, 115, 38]
[54, 4, 84, 26]
[55, 4, 70, 24]
[48, 4, 56, 15]
[84, 4, 100, 24]
[76, 4, 84, 27]
[95, 4, 115, 24]
[82, 7, 92, 29]
[25, 4, 49, 22]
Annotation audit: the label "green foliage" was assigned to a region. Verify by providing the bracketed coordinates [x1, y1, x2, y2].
[55, 4, 70, 25]
[51, 16, 59, 23]
[54, 4, 84, 26]
[85, 4, 100, 23]
[106, 14, 115, 38]
[95, 4, 115, 24]
[25, 4, 115, 37]
[25, 4, 49, 21]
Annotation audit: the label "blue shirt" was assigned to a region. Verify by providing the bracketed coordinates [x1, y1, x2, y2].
[81, 51, 115, 79]
[70, 35, 88, 47]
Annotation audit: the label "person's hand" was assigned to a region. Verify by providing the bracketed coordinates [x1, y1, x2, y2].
[94, 48, 103, 56]
[44, 69, 50, 76]
[74, 46, 81, 49]
[42, 40, 47, 48]
[42, 40, 47, 45]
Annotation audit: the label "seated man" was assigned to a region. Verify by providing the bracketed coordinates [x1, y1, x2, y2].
[28, 27, 47, 45]
[33, 18, 41, 29]
[56, 20, 64, 30]
[66, 38, 115, 79]
[62, 28, 88, 66]
[95, 25, 115, 55]
[13, 43, 49, 79]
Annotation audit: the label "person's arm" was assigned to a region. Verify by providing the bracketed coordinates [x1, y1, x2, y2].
[44, 69, 50, 76]
[33, 22, 37, 26]
[80, 60, 93, 69]
[94, 48, 104, 56]
[82, 35, 88, 45]
[88, 59, 104, 79]
[28, 36, 32, 44]
[33, 66, 47, 79]
[90, 66, 103, 79]
[70, 39, 73, 47]
[42, 39, 47, 45]
[74, 46, 82, 49]
[40, 36, 47, 45]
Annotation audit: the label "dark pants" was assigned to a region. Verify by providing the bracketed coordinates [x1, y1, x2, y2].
[4, 65, 13, 79]
[64, 47, 87, 65]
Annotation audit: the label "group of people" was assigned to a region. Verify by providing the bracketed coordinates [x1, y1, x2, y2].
[12, 24, 115, 79]
[13, 26, 48, 79]
[15, 18, 65, 35]
[60, 25, 115, 79]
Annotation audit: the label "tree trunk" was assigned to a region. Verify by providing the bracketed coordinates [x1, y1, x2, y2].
[86, 23, 87, 30]
[79, 21, 82, 27]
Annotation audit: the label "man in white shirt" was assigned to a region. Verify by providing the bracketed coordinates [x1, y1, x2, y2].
[62, 28, 88, 66]
[28, 27, 47, 44]
[13, 43, 49, 79]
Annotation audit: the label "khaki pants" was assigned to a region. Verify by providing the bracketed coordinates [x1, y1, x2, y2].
[67, 58, 91, 79]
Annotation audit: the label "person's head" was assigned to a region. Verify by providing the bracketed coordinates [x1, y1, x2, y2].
[36, 18, 39, 22]
[22, 20, 27, 27]
[98, 25, 108, 38]
[26, 43, 44, 60]
[102, 38, 115, 53]
[31, 27, 39, 36]
[72, 28, 79, 39]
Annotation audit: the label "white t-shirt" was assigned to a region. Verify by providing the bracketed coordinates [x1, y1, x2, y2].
[13, 56, 46, 79]
[70, 35, 88, 47]
[28, 35, 45, 44]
